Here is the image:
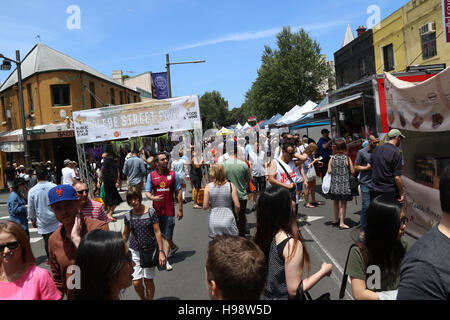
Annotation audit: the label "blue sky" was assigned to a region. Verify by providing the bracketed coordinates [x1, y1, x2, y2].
[1, 0, 410, 111]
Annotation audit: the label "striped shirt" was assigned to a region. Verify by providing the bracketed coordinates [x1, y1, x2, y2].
[80, 199, 110, 222]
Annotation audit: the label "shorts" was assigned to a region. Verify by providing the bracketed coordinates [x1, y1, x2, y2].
[252, 176, 266, 193]
[296, 183, 303, 191]
[158, 215, 175, 241]
[129, 248, 156, 280]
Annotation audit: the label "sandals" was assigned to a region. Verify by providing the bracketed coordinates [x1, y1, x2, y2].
[310, 201, 324, 206]
[304, 204, 316, 208]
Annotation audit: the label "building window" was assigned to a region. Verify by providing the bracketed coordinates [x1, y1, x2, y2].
[51, 85, 70, 106]
[359, 58, 367, 77]
[26, 83, 34, 113]
[127, 94, 130, 104]
[383, 44, 395, 71]
[110, 88, 115, 105]
[89, 81, 96, 108]
[119, 91, 124, 105]
[421, 32, 437, 59]
[134, 95, 138, 103]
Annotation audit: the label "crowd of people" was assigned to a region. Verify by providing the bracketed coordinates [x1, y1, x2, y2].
[1, 128, 449, 301]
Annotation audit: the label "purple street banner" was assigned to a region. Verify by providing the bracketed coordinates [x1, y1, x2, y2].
[443, 0, 450, 43]
[151, 72, 169, 99]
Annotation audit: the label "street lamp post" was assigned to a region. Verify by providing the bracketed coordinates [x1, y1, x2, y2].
[0, 50, 30, 167]
[165, 53, 206, 98]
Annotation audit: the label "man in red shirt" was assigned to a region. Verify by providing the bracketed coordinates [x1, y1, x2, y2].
[145, 152, 183, 271]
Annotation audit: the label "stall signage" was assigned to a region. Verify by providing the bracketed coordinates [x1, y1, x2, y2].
[72, 95, 201, 144]
[26, 129, 46, 135]
[443, 0, 450, 43]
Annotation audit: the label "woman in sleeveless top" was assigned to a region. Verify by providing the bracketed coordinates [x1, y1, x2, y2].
[202, 164, 240, 238]
[254, 186, 332, 299]
[327, 140, 354, 229]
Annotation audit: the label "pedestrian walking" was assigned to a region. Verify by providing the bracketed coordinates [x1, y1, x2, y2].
[303, 143, 323, 208]
[46, 161, 55, 183]
[222, 147, 250, 237]
[397, 165, 450, 300]
[72, 230, 134, 300]
[0, 221, 61, 300]
[4, 162, 16, 193]
[61, 159, 77, 185]
[171, 150, 188, 203]
[369, 129, 406, 203]
[27, 165, 58, 260]
[123, 149, 147, 194]
[354, 135, 379, 240]
[98, 156, 123, 222]
[254, 186, 332, 300]
[202, 164, 240, 238]
[122, 189, 166, 300]
[248, 142, 267, 210]
[205, 235, 267, 300]
[47, 184, 109, 299]
[145, 152, 183, 271]
[317, 129, 333, 179]
[27, 168, 38, 189]
[328, 140, 353, 229]
[343, 194, 409, 300]
[74, 181, 110, 223]
[7, 178, 29, 237]
[190, 147, 204, 209]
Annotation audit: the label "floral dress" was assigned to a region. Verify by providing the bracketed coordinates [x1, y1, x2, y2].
[329, 154, 353, 201]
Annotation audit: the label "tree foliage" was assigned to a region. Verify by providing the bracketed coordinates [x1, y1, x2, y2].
[199, 91, 229, 129]
[240, 27, 334, 120]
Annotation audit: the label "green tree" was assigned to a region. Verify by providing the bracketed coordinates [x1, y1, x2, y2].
[199, 91, 229, 129]
[242, 27, 334, 120]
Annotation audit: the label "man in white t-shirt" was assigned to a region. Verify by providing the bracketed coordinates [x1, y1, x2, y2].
[61, 159, 77, 185]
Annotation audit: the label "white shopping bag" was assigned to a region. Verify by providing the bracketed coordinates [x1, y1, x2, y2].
[322, 172, 331, 194]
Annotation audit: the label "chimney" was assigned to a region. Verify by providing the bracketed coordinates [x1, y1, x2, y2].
[357, 26, 367, 37]
[112, 70, 124, 84]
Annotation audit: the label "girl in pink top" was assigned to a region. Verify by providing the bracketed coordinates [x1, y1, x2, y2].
[0, 221, 60, 300]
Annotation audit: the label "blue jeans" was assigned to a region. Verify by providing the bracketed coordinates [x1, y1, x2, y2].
[360, 184, 371, 230]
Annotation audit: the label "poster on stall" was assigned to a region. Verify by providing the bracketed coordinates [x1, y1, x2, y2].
[72, 95, 200, 144]
[403, 176, 442, 238]
[384, 68, 450, 132]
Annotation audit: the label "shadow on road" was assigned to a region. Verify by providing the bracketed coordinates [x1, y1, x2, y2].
[170, 250, 196, 264]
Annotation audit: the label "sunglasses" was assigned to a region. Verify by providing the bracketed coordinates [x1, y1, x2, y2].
[76, 189, 89, 195]
[159, 158, 168, 161]
[0, 241, 20, 251]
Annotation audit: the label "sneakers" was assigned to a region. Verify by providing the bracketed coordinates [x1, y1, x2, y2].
[166, 261, 173, 271]
[168, 245, 179, 258]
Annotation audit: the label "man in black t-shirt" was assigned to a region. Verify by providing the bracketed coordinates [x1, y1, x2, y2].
[369, 129, 405, 203]
[4, 162, 16, 192]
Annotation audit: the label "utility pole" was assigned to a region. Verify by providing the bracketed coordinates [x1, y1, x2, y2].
[165, 53, 206, 98]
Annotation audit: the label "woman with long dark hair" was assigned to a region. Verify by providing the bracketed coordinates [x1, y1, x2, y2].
[98, 156, 123, 221]
[254, 186, 332, 299]
[345, 194, 408, 300]
[72, 230, 134, 300]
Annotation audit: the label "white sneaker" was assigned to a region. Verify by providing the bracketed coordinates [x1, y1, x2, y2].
[168, 245, 179, 258]
[166, 261, 173, 271]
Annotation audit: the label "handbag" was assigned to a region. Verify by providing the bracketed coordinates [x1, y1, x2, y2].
[130, 209, 161, 268]
[275, 159, 297, 202]
[306, 163, 316, 181]
[339, 242, 368, 299]
[347, 157, 359, 196]
[293, 281, 331, 300]
[322, 172, 331, 194]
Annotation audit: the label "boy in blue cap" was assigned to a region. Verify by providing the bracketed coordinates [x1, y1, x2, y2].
[47, 184, 109, 299]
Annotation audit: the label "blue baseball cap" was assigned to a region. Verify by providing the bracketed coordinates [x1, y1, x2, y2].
[48, 184, 79, 205]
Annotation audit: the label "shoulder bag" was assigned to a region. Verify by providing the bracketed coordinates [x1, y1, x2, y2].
[293, 281, 331, 300]
[339, 242, 368, 299]
[347, 157, 359, 196]
[275, 159, 297, 202]
[130, 209, 161, 268]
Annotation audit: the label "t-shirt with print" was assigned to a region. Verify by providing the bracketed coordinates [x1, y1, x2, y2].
[345, 240, 409, 292]
[124, 208, 159, 251]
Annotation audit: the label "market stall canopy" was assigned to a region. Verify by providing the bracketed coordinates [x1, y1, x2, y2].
[304, 92, 364, 116]
[261, 113, 282, 127]
[274, 105, 301, 126]
[275, 100, 318, 126]
[216, 127, 234, 136]
[235, 123, 243, 130]
[242, 122, 251, 129]
[384, 68, 450, 132]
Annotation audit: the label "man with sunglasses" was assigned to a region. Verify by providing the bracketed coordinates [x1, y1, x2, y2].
[27, 165, 58, 261]
[73, 181, 110, 223]
[48, 184, 109, 299]
[145, 152, 183, 271]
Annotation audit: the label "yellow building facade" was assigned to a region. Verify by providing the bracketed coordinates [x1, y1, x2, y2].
[402, 0, 450, 68]
[373, 0, 450, 74]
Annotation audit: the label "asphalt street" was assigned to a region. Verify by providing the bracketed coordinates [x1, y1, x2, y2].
[0, 179, 417, 300]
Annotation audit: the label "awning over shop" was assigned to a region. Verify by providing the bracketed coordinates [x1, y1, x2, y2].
[304, 92, 364, 116]
[0, 123, 74, 143]
[289, 120, 331, 130]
